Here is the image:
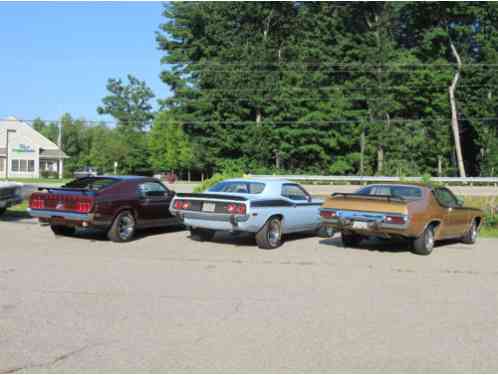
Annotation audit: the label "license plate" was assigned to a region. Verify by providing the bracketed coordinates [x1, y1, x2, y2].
[352, 221, 368, 230]
[202, 202, 216, 212]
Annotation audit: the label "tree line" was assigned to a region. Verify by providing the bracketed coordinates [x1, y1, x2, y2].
[34, 2, 498, 178]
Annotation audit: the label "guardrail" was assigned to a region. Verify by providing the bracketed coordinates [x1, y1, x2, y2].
[246, 175, 498, 185]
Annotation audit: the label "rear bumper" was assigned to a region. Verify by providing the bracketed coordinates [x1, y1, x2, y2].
[27, 208, 110, 228]
[0, 196, 23, 209]
[320, 208, 410, 236]
[171, 209, 253, 232]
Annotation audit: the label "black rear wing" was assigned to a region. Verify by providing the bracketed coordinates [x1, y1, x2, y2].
[331, 192, 406, 203]
[37, 187, 96, 195]
[175, 192, 248, 201]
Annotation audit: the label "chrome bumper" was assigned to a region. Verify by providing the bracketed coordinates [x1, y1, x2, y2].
[320, 208, 409, 230]
[171, 209, 251, 231]
[28, 208, 93, 222]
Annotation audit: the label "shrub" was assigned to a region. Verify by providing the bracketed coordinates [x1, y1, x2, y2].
[40, 170, 59, 179]
[194, 171, 244, 193]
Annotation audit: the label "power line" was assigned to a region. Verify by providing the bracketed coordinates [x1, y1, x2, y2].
[3, 117, 498, 127]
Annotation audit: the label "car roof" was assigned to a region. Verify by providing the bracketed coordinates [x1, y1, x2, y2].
[222, 178, 294, 185]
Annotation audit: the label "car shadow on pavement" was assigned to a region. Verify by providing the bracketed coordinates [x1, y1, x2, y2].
[320, 235, 463, 254]
[207, 231, 317, 249]
[0, 210, 33, 223]
[319, 236, 413, 253]
[67, 225, 187, 243]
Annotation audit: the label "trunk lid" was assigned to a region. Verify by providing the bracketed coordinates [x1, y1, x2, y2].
[324, 193, 408, 215]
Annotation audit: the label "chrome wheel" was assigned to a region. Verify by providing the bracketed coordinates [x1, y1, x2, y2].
[470, 223, 477, 242]
[267, 220, 281, 247]
[118, 214, 135, 240]
[425, 227, 434, 251]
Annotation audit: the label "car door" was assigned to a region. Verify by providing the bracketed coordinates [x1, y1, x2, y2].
[432, 188, 466, 238]
[137, 181, 175, 227]
[281, 183, 320, 232]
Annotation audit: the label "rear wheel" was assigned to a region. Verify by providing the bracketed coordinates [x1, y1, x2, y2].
[256, 217, 283, 249]
[413, 225, 435, 255]
[190, 228, 216, 242]
[341, 232, 363, 247]
[108, 210, 136, 242]
[50, 225, 76, 237]
[462, 220, 478, 244]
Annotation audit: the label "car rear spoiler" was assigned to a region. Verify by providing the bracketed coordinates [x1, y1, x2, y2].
[174, 193, 248, 201]
[331, 192, 406, 203]
[37, 187, 96, 195]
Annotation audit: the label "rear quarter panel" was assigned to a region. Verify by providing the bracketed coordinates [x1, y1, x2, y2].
[93, 181, 140, 226]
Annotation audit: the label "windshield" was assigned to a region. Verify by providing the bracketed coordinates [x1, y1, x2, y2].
[356, 185, 423, 200]
[208, 181, 265, 194]
[64, 177, 118, 191]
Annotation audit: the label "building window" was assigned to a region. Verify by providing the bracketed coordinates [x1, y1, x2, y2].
[10, 159, 35, 172]
[11, 160, 19, 172]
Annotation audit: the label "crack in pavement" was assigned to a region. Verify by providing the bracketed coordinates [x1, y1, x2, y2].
[0, 341, 111, 373]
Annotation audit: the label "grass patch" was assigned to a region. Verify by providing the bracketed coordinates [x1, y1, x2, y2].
[480, 226, 498, 238]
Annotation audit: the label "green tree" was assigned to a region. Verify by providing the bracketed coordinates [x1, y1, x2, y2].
[148, 112, 193, 173]
[97, 74, 155, 173]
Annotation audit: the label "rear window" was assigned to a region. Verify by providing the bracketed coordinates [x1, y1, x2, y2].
[356, 185, 423, 200]
[208, 181, 265, 194]
[64, 177, 118, 191]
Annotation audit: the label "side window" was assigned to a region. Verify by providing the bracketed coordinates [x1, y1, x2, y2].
[433, 188, 457, 208]
[139, 182, 168, 197]
[281, 184, 309, 201]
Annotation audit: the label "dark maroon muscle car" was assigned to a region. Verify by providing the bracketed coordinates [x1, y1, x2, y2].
[28, 176, 180, 242]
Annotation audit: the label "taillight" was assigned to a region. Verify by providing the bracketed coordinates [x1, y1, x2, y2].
[76, 200, 93, 213]
[29, 195, 45, 209]
[384, 215, 406, 225]
[320, 210, 336, 218]
[227, 203, 246, 215]
[174, 200, 191, 210]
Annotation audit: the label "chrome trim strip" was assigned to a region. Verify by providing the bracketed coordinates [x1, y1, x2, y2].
[27, 208, 91, 221]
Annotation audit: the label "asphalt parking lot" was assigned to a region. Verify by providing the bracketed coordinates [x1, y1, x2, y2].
[2, 217, 498, 372]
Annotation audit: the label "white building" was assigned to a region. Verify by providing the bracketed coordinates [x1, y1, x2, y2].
[0, 117, 67, 179]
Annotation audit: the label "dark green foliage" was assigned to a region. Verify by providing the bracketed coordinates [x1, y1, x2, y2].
[154, 2, 498, 177]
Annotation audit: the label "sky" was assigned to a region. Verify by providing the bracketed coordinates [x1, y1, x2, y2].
[0, 1, 170, 122]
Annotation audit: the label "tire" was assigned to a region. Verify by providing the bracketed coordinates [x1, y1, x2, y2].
[0, 207, 6, 216]
[256, 217, 283, 249]
[50, 225, 76, 237]
[190, 228, 216, 242]
[316, 225, 335, 238]
[413, 225, 435, 255]
[341, 232, 363, 247]
[462, 220, 478, 244]
[107, 210, 136, 243]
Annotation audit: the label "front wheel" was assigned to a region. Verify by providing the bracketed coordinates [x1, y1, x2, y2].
[190, 228, 216, 242]
[108, 210, 136, 242]
[462, 220, 478, 244]
[50, 225, 76, 237]
[256, 217, 283, 249]
[413, 225, 435, 255]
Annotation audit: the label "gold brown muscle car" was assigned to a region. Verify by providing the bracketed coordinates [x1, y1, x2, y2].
[319, 183, 483, 255]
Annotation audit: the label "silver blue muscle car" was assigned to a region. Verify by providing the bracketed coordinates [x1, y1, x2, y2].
[170, 178, 327, 249]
